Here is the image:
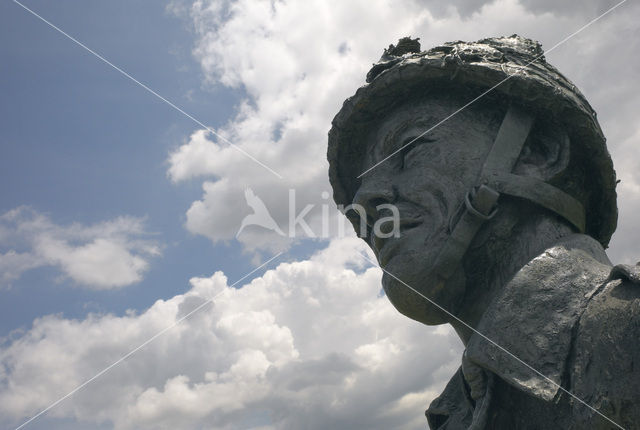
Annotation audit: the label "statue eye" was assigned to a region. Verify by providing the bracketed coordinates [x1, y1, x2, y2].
[401, 136, 435, 169]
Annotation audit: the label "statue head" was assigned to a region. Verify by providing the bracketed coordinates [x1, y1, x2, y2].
[327, 35, 618, 327]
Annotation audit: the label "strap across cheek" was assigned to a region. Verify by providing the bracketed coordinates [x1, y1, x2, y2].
[432, 104, 586, 285]
[483, 172, 585, 233]
[479, 104, 584, 233]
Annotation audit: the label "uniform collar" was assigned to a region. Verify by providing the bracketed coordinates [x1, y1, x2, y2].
[464, 233, 611, 401]
[427, 234, 613, 430]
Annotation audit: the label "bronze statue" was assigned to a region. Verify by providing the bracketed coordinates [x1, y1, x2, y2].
[328, 35, 639, 429]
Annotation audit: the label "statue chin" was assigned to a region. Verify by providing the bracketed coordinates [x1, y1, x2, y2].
[373, 223, 467, 326]
[381, 263, 466, 326]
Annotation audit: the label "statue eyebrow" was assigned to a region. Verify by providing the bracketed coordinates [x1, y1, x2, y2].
[381, 121, 437, 157]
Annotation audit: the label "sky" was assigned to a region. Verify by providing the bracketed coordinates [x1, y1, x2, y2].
[0, 0, 638, 429]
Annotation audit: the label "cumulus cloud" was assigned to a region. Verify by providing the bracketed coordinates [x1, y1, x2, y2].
[543, 1, 640, 264]
[166, 0, 640, 264]
[413, 0, 490, 17]
[3, 3, 638, 430]
[0, 207, 161, 289]
[518, 0, 624, 16]
[0, 237, 462, 429]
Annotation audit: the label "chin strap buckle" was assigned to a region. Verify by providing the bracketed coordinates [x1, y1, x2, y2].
[449, 185, 500, 233]
[438, 185, 500, 281]
[465, 185, 500, 221]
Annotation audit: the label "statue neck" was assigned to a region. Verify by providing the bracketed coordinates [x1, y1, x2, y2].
[450, 205, 574, 345]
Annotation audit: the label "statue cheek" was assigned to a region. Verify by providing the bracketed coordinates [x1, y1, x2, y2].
[429, 146, 443, 164]
[404, 146, 443, 171]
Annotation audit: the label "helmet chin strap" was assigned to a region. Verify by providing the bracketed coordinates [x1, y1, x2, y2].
[430, 104, 586, 290]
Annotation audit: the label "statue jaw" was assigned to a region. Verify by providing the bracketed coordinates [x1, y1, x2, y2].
[380, 260, 467, 326]
[372, 219, 468, 326]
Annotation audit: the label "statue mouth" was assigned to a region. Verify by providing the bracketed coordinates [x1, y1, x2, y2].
[367, 187, 448, 267]
[374, 217, 422, 266]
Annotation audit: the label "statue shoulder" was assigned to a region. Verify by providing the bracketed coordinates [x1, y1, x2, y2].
[585, 262, 640, 309]
[585, 263, 640, 322]
[578, 262, 640, 346]
[569, 263, 640, 428]
[608, 262, 640, 285]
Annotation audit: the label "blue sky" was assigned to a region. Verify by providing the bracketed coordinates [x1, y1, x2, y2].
[1, 1, 639, 429]
[0, 0, 285, 333]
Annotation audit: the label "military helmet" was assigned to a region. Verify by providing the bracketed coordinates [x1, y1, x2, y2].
[327, 35, 617, 247]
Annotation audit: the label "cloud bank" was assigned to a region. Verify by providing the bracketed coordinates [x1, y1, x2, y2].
[0, 207, 161, 289]
[0, 237, 462, 429]
[167, 0, 640, 265]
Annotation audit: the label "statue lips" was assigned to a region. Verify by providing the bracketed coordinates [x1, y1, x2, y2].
[374, 217, 422, 266]
[371, 195, 445, 267]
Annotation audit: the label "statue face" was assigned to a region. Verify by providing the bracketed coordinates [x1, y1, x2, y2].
[353, 96, 500, 324]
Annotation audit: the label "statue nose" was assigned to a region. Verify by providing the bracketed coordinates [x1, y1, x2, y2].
[352, 178, 396, 225]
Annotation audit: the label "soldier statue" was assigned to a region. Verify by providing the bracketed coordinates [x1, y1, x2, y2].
[328, 35, 639, 429]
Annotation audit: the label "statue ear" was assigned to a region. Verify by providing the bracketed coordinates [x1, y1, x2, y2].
[513, 123, 570, 181]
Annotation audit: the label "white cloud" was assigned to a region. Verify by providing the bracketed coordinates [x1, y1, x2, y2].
[542, 3, 640, 264]
[0, 237, 462, 429]
[167, 129, 224, 182]
[166, 0, 436, 254]
[9, 1, 632, 428]
[518, 0, 623, 16]
[0, 250, 42, 283]
[0, 207, 161, 289]
[167, 0, 640, 265]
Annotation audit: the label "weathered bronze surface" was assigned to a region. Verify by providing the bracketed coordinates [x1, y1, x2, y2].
[328, 36, 639, 429]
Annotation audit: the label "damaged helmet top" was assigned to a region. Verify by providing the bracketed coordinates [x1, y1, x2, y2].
[327, 35, 617, 247]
